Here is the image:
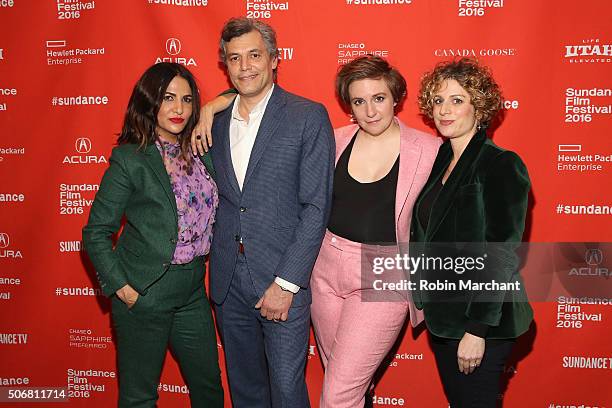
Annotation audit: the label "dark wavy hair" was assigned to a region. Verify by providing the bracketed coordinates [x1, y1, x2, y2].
[336, 56, 406, 111]
[117, 62, 201, 162]
[418, 58, 502, 128]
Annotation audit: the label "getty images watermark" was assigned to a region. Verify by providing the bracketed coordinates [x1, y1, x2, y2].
[360, 242, 612, 303]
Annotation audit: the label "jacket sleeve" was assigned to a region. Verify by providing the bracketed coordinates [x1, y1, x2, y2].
[82, 147, 134, 297]
[465, 150, 530, 326]
[272, 104, 335, 288]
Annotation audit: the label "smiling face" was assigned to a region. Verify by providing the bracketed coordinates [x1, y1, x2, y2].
[348, 78, 396, 137]
[432, 79, 478, 140]
[224, 30, 277, 103]
[155, 75, 193, 141]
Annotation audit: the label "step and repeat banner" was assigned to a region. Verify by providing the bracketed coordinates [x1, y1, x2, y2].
[1, 1, 611, 407]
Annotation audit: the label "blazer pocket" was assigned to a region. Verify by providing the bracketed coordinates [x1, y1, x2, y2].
[457, 183, 482, 195]
[119, 238, 144, 257]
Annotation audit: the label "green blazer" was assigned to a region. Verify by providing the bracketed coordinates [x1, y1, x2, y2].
[82, 143, 215, 297]
[411, 130, 533, 339]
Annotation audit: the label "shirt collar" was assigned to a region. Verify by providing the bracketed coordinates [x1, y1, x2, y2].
[231, 84, 275, 122]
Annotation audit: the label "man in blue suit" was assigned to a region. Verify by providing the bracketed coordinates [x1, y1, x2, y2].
[207, 18, 334, 407]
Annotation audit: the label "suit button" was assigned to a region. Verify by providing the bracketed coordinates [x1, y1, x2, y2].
[234, 235, 240, 242]
[170, 238, 177, 244]
[240, 207, 247, 212]
[163, 263, 170, 268]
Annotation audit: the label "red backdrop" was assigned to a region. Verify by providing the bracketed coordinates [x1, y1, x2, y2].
[1, 0, 611, 407]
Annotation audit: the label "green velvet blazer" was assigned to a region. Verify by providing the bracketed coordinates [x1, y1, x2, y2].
[410, 130, 533, 339]
[82, 143, 214, 297]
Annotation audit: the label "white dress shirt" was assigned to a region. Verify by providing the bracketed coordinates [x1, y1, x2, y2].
[229, 85, 300, 294]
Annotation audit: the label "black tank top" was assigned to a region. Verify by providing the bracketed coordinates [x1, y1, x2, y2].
[328, 133, 399, 244]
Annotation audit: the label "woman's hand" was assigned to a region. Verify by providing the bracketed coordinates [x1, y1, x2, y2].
[457, 332, 485, 374]
[116, 284, 139, 309]
[191, 93, 236, 155]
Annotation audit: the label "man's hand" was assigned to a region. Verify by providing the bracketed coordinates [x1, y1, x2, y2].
[190, 93, 237, 156]
[457, 332, 485, 374]
[255, 282, 294, 321]
[115, 284, 139, 309]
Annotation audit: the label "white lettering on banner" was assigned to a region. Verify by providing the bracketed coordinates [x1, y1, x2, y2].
[157, 383, 189, 394]
[59, 184, 99, 216]
[46, 40, 105, 66]
[0, 277, 21, 285]
[67, 368, 115, 399]
[51, 95, 109, 106]
[155, 37, 197, 67]
[59, 241, 82, 253]
[56, 0, 95, 20]
[150, 0, 208, 6]
[0, 193, 25, 202]
[68, 328, 112, 349]
[434, 48, 516, 57]
[0, 378, 30, 386]
[344, 0, 413, 6]
[337, 42, 390, 65]
[246, 0, 289, 19]
[277, 47, 294, 61]
[0, 49, 3, 60]
[0, 333, 28, 344]
[458, 0, 504, 17]
[562, 356, 612, 369]
[564, 88, 612, 124]
[0, 88, 15, 96]
[372, 394, 405, 405]
[0, 292, 10, 300]
[565, 38, 612, 64]
[0, 0, 15, 8]
[56, 287, 103, 296]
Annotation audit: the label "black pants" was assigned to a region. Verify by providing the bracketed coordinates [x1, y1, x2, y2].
[111, 257, 223, 408]
[430, 334, 514, 408]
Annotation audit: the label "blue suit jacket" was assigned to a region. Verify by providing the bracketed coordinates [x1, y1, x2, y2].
[208, 85, 335, 307]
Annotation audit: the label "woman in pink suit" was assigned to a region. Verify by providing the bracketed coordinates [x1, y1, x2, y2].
[190, 56, 440, 408]
[309, 56, 440, 407]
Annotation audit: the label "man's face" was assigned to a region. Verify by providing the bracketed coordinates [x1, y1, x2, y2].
[224, 30, 277, 100]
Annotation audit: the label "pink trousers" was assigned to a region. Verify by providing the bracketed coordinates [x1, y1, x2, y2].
[311, 230, 409, 408]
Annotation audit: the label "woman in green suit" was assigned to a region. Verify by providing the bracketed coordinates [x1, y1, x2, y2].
[82, 63, 223, 408]
[411, 58, 532, 407]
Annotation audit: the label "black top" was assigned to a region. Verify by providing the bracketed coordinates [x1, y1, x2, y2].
[418, 177, 443, 230]
[417, 170, 490, 339]
[328, 133, 398, 244]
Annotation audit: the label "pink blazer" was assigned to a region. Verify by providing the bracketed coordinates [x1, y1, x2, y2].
[333, 118, 441, 326]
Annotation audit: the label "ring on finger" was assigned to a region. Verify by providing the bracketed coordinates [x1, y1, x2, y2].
[196, 135, 202, 140]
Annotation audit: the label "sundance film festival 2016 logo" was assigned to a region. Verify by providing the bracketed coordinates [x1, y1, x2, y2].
[565, 38, 611, 64]
[62, 137, 106, 164]
[57, 0, 95, 20]
[155, 37, 197, 67]
[458, 0, 504, 17]
[246, 0, 288, 19]
[0, 232, 23, 259]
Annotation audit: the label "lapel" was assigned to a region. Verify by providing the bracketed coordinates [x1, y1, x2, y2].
[395, 120, 423, 227]
[143, 144, 178, 218]
[215, 103, 241, 196]
[423, 129, 487, 240]
[242, 85, 286, 191]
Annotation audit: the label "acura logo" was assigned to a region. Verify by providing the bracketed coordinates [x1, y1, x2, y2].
[166, 38, 181, 56]
[75, 137, 92, 154]
[0, 233, 9, 248]
[585, 249, 603, 266]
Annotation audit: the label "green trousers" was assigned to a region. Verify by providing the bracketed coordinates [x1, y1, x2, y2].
[111, 257, 223, 408]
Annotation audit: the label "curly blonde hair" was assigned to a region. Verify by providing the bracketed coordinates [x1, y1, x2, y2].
[417, 58, 502, 128]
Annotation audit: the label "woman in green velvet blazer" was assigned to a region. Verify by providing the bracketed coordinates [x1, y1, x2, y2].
[410, 59, 532, 407]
